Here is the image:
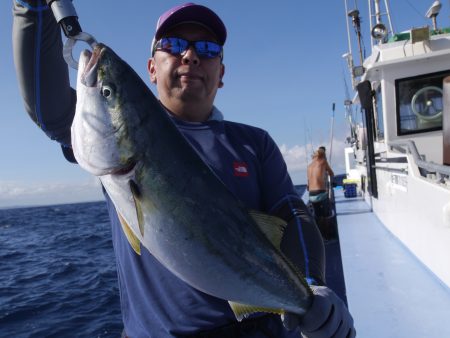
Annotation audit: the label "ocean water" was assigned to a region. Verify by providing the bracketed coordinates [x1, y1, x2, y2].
[0, 186, 308, 337]
[0, 201, 122, 338]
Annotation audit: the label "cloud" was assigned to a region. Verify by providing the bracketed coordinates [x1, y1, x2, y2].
[279, 140, 348, 185]
[279, 144, 309, 171]
[0, 178, 104, 208]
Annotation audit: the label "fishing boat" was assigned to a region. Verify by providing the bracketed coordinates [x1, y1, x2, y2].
[333, 0, 450, 335]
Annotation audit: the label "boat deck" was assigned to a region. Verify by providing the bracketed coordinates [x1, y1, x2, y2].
[335, 188, 450, 337]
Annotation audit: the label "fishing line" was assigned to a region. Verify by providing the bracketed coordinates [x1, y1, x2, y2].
[286, 197, 311, 283]
[403, 0, 428, 23]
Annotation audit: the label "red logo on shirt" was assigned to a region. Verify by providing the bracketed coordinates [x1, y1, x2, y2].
[233, 162, 249, 177]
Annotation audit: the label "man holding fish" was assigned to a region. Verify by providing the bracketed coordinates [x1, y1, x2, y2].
[13, 1, 355, 337]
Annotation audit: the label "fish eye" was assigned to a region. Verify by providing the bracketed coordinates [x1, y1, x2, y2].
[102, 85, 113, 98]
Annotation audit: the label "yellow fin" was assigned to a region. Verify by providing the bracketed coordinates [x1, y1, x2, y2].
[129, 180, 145, 237]
[118, 212, 141, 255]
[228, 301, 284, 321]
[249, 210, 287, 248]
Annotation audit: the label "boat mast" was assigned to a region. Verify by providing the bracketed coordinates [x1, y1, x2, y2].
[344, 0, 365, 89]
[344, 0, 354, 62]
[384, 0, 394, 38]
[348, 8, 364, 67]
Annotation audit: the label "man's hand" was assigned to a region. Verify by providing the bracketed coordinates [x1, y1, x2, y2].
[282, 286, 356, 338]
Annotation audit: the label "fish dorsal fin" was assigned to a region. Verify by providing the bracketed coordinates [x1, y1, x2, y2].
[249, 210, 287, 249]
[129, 180, 145, 237]
[228, 301, 284, 321]
[118, 212, 141, 255]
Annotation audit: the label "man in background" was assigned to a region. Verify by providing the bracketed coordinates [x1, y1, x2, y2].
[307, 146, 334, 218]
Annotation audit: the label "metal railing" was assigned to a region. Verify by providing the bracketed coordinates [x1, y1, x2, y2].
[372, 165, 408, 174]
[389, 140, 450, 182]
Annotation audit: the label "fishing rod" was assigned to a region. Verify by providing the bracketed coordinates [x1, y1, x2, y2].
[303, 117, 315, 167]
[329, 103, 336, 166]
[327, 103, 336, 200]
[303, 117, 310, 168]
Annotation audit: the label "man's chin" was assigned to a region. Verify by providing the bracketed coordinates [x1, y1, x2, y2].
[178, 86, 205, 100]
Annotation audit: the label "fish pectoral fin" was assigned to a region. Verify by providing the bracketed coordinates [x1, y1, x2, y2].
[228, 301, 283, 321]
[249, 210, 287, 249]
[118, 212, 141, 255]
[129, 180, 145, 237]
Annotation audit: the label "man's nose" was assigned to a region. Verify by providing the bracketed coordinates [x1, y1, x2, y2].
[181, 46, 200, 65]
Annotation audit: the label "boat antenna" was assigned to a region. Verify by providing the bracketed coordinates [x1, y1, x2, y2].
[426, 1, 442, 31]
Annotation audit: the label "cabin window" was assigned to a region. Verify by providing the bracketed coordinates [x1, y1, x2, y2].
[395, 70, 449, 135]
[374, 86, 384, 140]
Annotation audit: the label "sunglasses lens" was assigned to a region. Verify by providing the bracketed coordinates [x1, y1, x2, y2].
[157, 38, 222, 59]
[160, 37, 188, 54]
[195, 41, 222, 58]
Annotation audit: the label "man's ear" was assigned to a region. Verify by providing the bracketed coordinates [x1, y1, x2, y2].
[218, 63, 225, 88]
[148, 58, 157, 84]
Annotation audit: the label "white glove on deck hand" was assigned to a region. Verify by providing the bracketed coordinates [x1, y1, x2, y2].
[282, 286, 356, 338]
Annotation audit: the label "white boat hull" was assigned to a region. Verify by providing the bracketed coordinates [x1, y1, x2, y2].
[347, 146, 450, 287]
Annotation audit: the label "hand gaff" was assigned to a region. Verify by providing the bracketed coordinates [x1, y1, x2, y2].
[45, 0, 98, 69]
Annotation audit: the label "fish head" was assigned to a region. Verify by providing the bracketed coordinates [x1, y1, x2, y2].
[71, 43, 147, 176]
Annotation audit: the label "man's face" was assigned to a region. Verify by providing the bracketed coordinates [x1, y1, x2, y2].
[148, 23, 225, 114]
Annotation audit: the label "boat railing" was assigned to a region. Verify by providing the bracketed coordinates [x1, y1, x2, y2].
[388, 140, 450, 183]
[372, 165, 407, 174]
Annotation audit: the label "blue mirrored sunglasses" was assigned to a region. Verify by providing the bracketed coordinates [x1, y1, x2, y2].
[153, 37, 223, 59]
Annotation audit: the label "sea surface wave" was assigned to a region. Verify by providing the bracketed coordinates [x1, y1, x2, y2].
[0, 201, 122, 337]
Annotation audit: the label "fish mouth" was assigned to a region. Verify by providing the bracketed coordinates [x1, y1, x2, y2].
[79, 45, 104, 87]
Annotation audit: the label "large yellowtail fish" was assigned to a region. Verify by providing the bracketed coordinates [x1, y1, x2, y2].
[71, 44, 312, 320]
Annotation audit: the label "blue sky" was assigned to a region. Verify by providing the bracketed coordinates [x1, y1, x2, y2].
[0, 0, 439, 207]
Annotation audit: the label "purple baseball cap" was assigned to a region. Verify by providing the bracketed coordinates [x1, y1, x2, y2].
[153, 3, 227, 45]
